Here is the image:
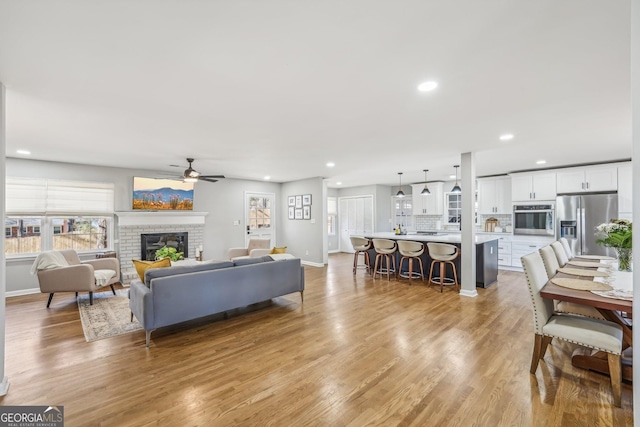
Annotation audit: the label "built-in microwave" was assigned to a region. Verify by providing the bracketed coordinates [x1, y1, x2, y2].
[513, 203, 555, 236]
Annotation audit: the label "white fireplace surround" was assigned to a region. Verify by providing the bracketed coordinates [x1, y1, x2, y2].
[115, 211, 208, 285]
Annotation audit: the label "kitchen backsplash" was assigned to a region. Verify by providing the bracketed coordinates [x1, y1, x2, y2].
[415, 214, 512, 231]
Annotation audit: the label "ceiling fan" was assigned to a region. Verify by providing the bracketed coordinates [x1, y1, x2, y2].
[180, 158, 225, 183]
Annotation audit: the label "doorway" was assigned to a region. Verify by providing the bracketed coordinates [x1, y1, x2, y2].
[245, 192, 276, 246]
[339, 196, 374, 253]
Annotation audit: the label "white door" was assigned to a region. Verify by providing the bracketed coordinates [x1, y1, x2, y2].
[245, 192, 275, 246]
[339, 196, 374, 252]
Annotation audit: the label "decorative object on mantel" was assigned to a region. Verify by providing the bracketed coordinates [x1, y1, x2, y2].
[595, 219, 632, 271]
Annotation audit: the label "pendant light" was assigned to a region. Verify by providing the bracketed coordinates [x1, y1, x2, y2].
[421, 169, 431, 195]
[396, 172, 405, 197]
[451, 165, 462, 193]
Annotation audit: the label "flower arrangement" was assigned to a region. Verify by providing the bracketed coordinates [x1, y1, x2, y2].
[595, 219, 632, 249]
[155, 245, 184, 261]
[595, 219, 632, 271]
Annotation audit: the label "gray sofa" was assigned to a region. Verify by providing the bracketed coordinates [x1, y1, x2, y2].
[129, 256, 305, 347]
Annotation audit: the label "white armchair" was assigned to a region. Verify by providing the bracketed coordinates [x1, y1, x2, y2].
[227, 238, 271, 260]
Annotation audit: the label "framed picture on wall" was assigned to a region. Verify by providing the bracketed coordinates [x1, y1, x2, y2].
[288, 196, 295, 206]
[288, 206, 295, 219]
[303, 205, 311, 220]
[294, 208, 303, 220]
[302, 194, 312, 205]
[295, 195, 303, 208]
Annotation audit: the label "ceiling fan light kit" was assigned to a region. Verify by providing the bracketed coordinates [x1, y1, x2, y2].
[180, 158, 225, 183]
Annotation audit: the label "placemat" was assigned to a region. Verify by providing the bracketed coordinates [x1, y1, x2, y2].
[557, 267, 609, 277]
[591, 289, 633, 301]
[551, 277, 613, 291]
[574, 254, 615, 261]
[567, 260, 609, 268]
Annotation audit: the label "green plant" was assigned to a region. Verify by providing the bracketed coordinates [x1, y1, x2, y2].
[595, 219, 632, 249]
[155, 245, 184, 261]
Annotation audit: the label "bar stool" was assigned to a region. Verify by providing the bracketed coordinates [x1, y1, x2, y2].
[397, 240, 425, 283]
[372, 239, 397, 280]
[426, 242, 460, 292]
[350, 236, 372, 274]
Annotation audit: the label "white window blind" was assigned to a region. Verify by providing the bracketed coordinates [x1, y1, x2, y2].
[5, 177, 47, 214]
[327, 197, 337, 215]
[6, 178, 115, 215]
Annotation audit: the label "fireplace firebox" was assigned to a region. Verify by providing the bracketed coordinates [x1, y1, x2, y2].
[141, 232, 188, 261]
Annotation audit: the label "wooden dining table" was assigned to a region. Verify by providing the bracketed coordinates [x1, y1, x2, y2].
[540, 259, 633, 382]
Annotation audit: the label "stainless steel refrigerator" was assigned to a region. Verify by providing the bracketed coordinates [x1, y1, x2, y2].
[556, 193, 618, 257]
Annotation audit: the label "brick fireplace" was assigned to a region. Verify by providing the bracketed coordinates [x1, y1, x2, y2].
[115, 212, 207, 285]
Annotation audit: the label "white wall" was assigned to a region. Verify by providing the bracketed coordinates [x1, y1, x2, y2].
[0, 81, 9, 394]
[280, 177, 325, 265]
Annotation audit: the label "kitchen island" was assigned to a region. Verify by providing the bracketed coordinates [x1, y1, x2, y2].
[362, 232, 499, 288]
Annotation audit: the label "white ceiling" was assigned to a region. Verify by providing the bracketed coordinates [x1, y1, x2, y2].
[0, 1, 632, 188]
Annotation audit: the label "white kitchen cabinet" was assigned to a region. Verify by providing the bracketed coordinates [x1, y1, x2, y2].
[483, 233, 512, 267]
[556, 165, 618, 193]
[510, 237, 554, 267]
[618, 163, 632, 215]
[477, 177, 511, 214]
[411, 182, 443, 215]
[510, 172, 556, 202]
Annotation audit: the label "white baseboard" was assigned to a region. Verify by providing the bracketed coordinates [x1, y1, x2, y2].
[301, 260, 325, 268]
[6, 288, 40, 298]
[459, 289, 478, 298]
[0, 377, 10, 396]
[328, 249, 340, 254]
[499, 265, 522, 272]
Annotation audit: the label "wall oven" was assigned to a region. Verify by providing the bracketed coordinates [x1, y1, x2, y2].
[513, 203, 555, 236]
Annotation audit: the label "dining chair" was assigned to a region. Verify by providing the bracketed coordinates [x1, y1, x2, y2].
[539, 245, 604, 319]
[521, 252, 623, 407]
[559, 237, 573, 259]
[551, 241, 569, 267]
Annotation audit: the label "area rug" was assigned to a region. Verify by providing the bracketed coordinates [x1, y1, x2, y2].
[77, 289, 142, 342]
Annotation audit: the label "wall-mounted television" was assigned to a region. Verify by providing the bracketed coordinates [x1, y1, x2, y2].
[132, 177, 194, 210]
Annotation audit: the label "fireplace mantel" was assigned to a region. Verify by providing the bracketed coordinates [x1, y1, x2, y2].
[115, 211, 208, 226]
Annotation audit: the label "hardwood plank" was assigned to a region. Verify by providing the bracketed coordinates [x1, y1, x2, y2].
[0, 253, 633, 426]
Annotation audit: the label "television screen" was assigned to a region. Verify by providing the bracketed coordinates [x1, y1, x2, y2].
[132, 177, 194, 210]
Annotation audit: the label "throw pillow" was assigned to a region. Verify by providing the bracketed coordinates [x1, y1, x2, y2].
[132, 258, 171, 281]
[269, 246, 287, 254]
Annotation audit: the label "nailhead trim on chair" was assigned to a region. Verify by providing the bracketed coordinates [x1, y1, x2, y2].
[541, 333, 621, 355]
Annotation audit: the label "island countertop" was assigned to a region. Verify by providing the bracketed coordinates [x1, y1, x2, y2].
[363, 232, 500, 244]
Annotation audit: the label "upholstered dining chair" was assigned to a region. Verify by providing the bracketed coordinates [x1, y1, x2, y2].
[539, 245, 603, 319]
[521, 252, 623, 407]
[551, 241, 569, 267]
[33, 249, 120, 307]
[559, 237, 573, 259]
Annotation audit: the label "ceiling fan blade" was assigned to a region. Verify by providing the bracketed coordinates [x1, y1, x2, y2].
[199, 174, 225, 179]
[199, 177, 219, 183]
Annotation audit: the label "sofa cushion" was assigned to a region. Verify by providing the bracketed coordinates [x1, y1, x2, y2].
[144, 260, 234, 286]
[133, 258, 172, 281]
[233, 257, 267, 266]
[269, 246, 287, 254]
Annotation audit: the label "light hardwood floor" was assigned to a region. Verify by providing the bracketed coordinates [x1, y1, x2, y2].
[1, 253, 633, 426]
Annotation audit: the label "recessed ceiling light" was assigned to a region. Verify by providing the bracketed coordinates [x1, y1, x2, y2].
[263, 176, 271, 180]
[326, 162, 335, 168]
[336, 182, 342, 185]
[16, 149, 30, 155]
[499, 134, 514, 141]
[449, 175, 456, 179]
[536, 160, 546, 165]
[417, 81, 438, 92]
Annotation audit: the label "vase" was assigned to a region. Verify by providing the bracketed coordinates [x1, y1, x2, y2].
[615, 248, 632, 272]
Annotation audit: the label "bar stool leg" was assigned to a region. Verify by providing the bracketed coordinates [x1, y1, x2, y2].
[428, 261, 435, 289]
[450, 261, 460, 291]
[439, 261, 445, 293]
[418, 258, 425, 282]
[408, 257, 413, 284]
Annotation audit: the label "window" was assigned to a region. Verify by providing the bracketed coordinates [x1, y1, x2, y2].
[327, 197, 337, 235]
[248, 196, 271, 230]
[5, 217, 42, 255]
[5, 177, 115, 256]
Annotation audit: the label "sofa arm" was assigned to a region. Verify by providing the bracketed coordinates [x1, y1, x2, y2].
[227, 248, 249, 260]
[129, 280, 154, 330]
[37, 264, 95, 293]
[249, 248, 270, 258]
